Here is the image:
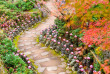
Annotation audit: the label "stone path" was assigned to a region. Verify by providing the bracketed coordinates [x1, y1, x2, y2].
[18, 0, 68, 74]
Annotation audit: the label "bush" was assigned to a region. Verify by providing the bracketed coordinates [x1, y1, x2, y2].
[55, 18, 65, 28]
[0, 34, 33, 74]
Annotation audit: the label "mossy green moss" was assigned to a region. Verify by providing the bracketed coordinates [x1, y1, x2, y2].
[0, 58, 8, 74]
[36, 36, 40, 43]
[13, 32, 22, 49]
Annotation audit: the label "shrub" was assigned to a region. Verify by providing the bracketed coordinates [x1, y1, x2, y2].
[55, 18, 65, 28]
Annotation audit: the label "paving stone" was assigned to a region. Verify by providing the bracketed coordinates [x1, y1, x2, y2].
[48, 73, 57, 74]
[36, 58, 50, 63]
[61, 58, 64, 61]
[41, 52, 49, 56]
[26, 46, 32, 49]
[20, 49, 24, 51]
[32, 42, 37, 44]
[66, 70, 72, 74]
[33, 35, 36, 37]
[24, 52, 31, 55]
[21, 35, 24, 37]
[47, 66, 57, 71]
[35, 44, 41, 47]
[26, 35, 31, 37]
[40, 47, 47, 49]
[58, 55, 62, 58]
[31, 50, 37, 53]
[37, 67, 46, 72]
[62, 62, 66, 65]
[33, 54, 38, 58]
[24, 40, 27, 41]
[58, 72, 66, 74]
[25, 31, 31, 33]
[35, 63, 41, 67]
[19, 44, 24, 47]
[58, 64, 66, 68]
[18, 40, 23, 42]
[25, 42, 31, 45]
[29, 56, 33, 59]
[32, 32, 35, 33]
[30, 40, 34, 41]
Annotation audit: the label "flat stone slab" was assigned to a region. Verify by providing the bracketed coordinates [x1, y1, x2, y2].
[24, 40, 27, 41]
[31, 50, 37, 53]
[48, 73, 57, 74]
[25, 31, 31, 34]
[35, 44, 41, 47]
[33, 54, 38, 58]
[58, 64, 66, 68]
[30, 40, 34, 41]
[18, 40, 23, 42]
[20, 49, 24, 51]
[41, 52, 49, 56]
[32, 32, 35, 33]
[66, 70, 72, 73]
[25, 35, 32, 37]
[58, 72, 66, 74]
[47, 66, 57, 71]
[40, 47, 47, 49]
[62, 62, 66, 65]
[32, 42, 37, 44]
[24, 52, 31, 55]
[37, 67, 46, 72]
[26, 46, 32, 49]
[36, 58, 50, 63]
[19, 44, 24, 47]
[20, 35, 25, 37]
[61, 58, 64, 61]
[33, 35, 36, 37]
[25, 42, 31, 45]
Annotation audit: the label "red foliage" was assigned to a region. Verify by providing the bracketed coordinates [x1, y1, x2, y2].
[82, 19, 110, 50]
[101, 59, 110, 74]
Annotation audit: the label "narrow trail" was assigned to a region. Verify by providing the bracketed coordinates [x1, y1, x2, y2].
[18, 0, 67, 74]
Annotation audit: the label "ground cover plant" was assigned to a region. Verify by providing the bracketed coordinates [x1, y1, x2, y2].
[0, 32, 33, 74]
[0, 0, 36, 12]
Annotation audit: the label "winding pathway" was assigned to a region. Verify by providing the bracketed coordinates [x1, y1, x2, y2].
[18, 0, 69, 74]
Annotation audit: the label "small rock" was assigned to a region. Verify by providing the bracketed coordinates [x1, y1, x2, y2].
[25, 42, 31, 45]
[19, 44, 24, 47]
[24, 52, 31, 55]
[36, 58, 50, 63]
[66, 70, 72, 74]
[32, 42, 37, 44]
[61, 58, 64, 61]
[26, 46, 32, 49]
[58, 72, 66, 74]
[41, 52, 49, 56]
[37, 67, 46, 72]
[47, 66, 57, 71]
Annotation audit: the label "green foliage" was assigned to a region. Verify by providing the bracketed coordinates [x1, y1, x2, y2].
[55, 18, 65, 28]
[69, 28, 84, 47]
[94, 62, 100, 71]
[9, 67, 14, 73]
[2, 0, 34, 11]
[0, 34, 33, 74]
